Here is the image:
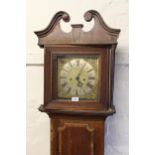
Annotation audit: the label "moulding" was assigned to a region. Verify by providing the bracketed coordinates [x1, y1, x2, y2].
[26, 51, 129, 66]
[34, 10, 120, 47]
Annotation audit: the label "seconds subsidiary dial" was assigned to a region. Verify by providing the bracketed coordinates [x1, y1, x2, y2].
[57, 57, 99, 100]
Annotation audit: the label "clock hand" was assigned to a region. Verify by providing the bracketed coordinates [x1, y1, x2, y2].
[76, 75, 83, 87]
[76, 63, 86, 79]
[77, 80, 83, 87]
[76, 63, 86, 87]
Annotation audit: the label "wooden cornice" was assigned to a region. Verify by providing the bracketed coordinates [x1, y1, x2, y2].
[34, 10, 120, 47]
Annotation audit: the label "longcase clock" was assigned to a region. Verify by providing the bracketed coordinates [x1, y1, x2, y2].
[35, 10, 120, 155]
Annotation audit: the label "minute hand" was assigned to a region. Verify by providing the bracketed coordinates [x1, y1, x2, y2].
[76, 63, 86, 78]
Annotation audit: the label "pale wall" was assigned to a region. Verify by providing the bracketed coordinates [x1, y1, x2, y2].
[26, 0, 128, 155]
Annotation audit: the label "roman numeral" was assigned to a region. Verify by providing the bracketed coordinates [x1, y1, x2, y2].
[66, 87, 71, 94]
[60, 76, 66, 79]
[69, 61, 73, 67]
[87, 69, 94, 73]
[88, 77, 95, 80]
[76, 60, 80, 66]
[63, 69, 69, 73]
[86, 83, 94, 89]
[75, 89, 78, 96]
[61, 82, 68, 87]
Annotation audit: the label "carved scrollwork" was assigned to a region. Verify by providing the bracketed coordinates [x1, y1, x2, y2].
[84, 10, 120, 34]
[34, 11, 70, 37]
[35, 10, 120, 47]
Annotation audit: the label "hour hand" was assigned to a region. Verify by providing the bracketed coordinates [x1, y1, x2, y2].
[76, 76, 83, 87]
[77, 80, 83, 87]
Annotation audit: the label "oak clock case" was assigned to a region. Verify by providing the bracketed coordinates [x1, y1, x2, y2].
[35, 10, 120, 155]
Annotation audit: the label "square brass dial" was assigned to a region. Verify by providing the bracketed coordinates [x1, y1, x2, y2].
[56, 56, 99, 100]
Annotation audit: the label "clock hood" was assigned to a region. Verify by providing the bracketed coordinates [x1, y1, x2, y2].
[34, 10, 120, 48]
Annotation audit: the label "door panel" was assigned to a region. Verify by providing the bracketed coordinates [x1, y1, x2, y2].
[58, 123, 94, 155]
[51, 116, 104, 155]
